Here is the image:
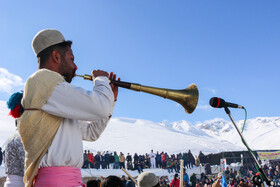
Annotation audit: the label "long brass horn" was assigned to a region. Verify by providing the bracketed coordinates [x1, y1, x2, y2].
[76, 74, 199, 114]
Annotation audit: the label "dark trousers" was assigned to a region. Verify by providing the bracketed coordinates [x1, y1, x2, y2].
[120, 162, 125, 169]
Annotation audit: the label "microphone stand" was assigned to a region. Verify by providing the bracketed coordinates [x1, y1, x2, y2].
[224, 107, 273, 187]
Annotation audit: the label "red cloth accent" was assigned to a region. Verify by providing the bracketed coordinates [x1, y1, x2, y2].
[9, 104, 21, 118]
[88, 153, 93, 163]
[161, 154, 166, 162]
[34, 166, 86, 187]
[170, 178, 180, 187]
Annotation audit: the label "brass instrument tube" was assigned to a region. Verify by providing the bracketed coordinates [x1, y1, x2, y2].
[75, 74, 199, 114]
[76, 74, 170, 94]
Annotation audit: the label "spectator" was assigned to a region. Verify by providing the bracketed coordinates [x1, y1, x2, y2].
[88, 150, 94, 168]
[236, 170, 242, 179]
[137, 171, 159, 187]
[236, 176, 241, 185]
[102, 175, 123, 187]
[127, 161, 134, 170]
[204, 163, 211, 175]
[169, 173, 180, 187]
[183, 168, 190, 187]
[126, 179, 136, 187]
[174, 160, 180, 173]
[135, 161, 143, 174]
[274, 170, 280, 180]
[188, 150, 195, 169]
[229, 168, 236, 179]
[109, 152, 115, 169]
[126, 153, 132, 163]
[121, 175, 127, 187]
[274, 176, 280, 187]
[87, 179, 100, 187]
[198, 151, 205, 166]
[101, 152, 106, 169]
[212, 173, 222, 187]
[167, 159, 173, 173]
[156, 151, 161, 168]
[126, 153, 133, 170]
[4, 92, 25, 186]
[104, 151, 110, 169]
[183, 152, 189, 169]
[161, 152, 166, 169]
[149, 150, 156, 169]
[200, 173, 207, 183]
[225, 167, 230, 179]
[204, 178, 211, 187]
[145, 153, 151, 168]
[134, 153, 139, 163]
[114, 151, 120, 169]
[159, 176, 168, 187]
[227, 179, 235, 187]
[95, 151, 102, 169]
[195, 179, 203, 187]
[0, 147, 2, 166]
[119, 152, 125, 169]
[83, 150, 89, 168]
[190, 173, 197, 187]
[195, 155, 200, 167]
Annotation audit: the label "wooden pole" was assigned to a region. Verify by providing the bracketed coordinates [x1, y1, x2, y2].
[180, 159, 184, 187]
[121, 168, 138, 186]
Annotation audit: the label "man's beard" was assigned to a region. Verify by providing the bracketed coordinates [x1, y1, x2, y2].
[60, 57, 75, 83]
[63, 69, 76, 83]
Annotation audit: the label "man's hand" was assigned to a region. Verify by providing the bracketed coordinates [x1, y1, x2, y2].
[109, 72, 120, 101]
[91, 69, 109, 80]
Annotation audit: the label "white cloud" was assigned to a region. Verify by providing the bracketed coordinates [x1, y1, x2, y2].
[204, 87, 216, 94]
[0, 68, 24, 94]
[197, 104, 212, 111]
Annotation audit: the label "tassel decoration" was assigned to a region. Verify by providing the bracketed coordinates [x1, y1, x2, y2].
[7, 92, 24, 118]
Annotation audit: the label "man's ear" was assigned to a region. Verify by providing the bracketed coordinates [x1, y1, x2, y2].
[51, 50, 61, 64]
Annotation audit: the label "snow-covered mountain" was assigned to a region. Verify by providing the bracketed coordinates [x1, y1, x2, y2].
[195, 117, 280, 151]
[0, 101, 279, 157]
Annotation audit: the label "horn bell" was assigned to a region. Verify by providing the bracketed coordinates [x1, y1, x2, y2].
[130, 83, 199, 114]
[170, 84, 199, 114]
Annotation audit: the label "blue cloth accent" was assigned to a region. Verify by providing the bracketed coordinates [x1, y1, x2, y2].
[221, 174, 227, 187]
[183, 173, 190, 184]
[7, 92, 23, 110]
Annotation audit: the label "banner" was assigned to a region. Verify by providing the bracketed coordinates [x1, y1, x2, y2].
[220, 158, 227, 171]
[257, 151, 280, 160]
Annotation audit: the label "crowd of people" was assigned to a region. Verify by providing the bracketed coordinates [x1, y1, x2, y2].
[82, 161, 280, 187]
[82, 149, 199, 173]
[81, 149, 280, 187]
[2, 143, 280, 187]
[84, 170, 190, 187]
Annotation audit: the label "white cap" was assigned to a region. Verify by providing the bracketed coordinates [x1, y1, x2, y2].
[32, 29, 66, 56]
[137, 171, 158, 187]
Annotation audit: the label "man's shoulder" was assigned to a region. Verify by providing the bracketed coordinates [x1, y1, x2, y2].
[30, 69, 62, 79]
[26, 69, 65, 87]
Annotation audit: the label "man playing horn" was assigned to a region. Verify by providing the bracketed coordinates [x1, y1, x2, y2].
[18, 29, 119, 187]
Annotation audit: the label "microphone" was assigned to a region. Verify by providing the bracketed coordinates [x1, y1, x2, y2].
[209, 97, 244, 109]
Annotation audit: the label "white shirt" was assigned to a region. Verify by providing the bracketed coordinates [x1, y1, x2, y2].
[149, 152, 156, 160]
[39, 76, 114, 168]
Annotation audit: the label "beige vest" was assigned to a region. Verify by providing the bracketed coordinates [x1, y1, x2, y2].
[18, 69, 64, 187]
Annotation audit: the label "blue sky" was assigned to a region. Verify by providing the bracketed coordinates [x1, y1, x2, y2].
[0, 1, 279, 124]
